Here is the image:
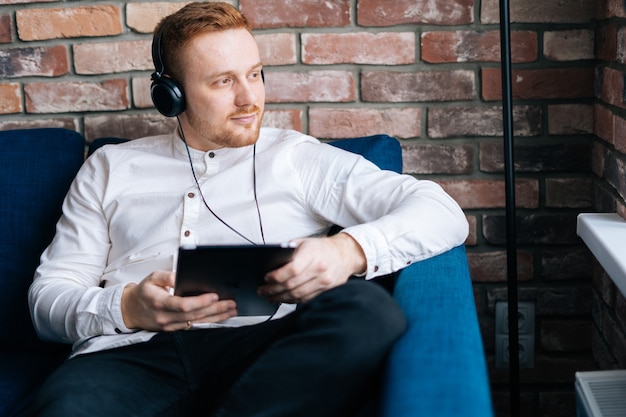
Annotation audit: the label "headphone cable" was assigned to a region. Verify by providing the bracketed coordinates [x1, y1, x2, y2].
[176, 117, 266, 245]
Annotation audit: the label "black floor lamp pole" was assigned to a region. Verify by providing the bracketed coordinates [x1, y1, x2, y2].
[498, 0, 520, 415]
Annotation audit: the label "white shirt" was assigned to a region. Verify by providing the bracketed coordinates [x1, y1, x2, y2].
[29, 127, 468, 357]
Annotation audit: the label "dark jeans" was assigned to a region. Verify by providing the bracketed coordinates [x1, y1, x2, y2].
[29, 280, 406, 417]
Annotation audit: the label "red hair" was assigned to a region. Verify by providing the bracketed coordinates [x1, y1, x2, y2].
[153, 2, 251, 81]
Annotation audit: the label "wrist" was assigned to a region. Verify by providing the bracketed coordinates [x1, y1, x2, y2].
[120, 283, 138, 330]
[333, 232, 367, 276]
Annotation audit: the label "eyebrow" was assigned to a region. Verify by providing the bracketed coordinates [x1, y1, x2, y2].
[210, 62, 263, 80]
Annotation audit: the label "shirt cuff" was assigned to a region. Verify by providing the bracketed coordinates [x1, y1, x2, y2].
[97, 283, 135, 334]
[341, 226, 393, 278]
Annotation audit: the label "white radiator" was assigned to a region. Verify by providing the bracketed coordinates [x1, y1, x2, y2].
[575, 370, 626, 417]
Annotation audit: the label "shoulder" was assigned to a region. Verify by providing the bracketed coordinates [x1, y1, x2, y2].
[256, 128, 368, 176]
[88, 134, 173, 164]
[257, 127, 351, 159]
[257, 127, 319, 148]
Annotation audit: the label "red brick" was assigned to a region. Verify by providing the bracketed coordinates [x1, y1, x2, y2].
[597, 0, 626, 18]
[358, 0, 474, 26]
[484, 213, 581, 245]
[482, 68, 594, 100]
[74, 40, 152, 74]
[438, 179, 539, 209]
[0, 45, 68, 78]
[596, 25, 618, 62]
[16, 5, 122, 41]
[592, 324, 617, 370]
[126, 2, 187, 34]
[0, 118, 77, 131]
[0, 83, 22, 114]
[421, 30, 537, 63]
[241, 0, 350, 29]
[598, 66, 626, 109]
[467, 250, 534, 282]
[362, 70, 475, 102]
[541, 249, 593, 281]
[618, 27, 626, 64]
[591, 141, 606, 180]
[309, 108, 420, 139]
[265, 71, 355, 103]
[25, 80, 129, 113]
[481, 0, 594, 24]
[262, 109, 303, 132]
[403, 145, 473, 175]
[548, 104, 593, 135]
[465, 215, 478, 246]
[132, 77, 153, 109]
[480, 142, 590, 173]
[594, 104, 614, 144]
[544, 30, 594, 61]
[84, 114, 175, 141]
[0, 14, 12, 43]
[545, 178, 592, 208]
[256, 33, 297, 66]
[0, 0, 55, 3]
[428, 105, 541, 138]
[614, 114, 626, 153]
[605, 152, 626, 203]
[302, 32, 415, 65]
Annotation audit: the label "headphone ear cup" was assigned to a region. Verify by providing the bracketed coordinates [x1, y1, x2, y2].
[151, 76, 186, 117]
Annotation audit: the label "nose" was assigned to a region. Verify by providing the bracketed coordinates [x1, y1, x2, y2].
[234, 79, 259, 107]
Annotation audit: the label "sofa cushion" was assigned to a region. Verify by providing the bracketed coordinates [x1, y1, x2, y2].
[0, 128, 85, 350]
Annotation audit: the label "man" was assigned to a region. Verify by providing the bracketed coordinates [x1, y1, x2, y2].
[28, 3, 468, 416]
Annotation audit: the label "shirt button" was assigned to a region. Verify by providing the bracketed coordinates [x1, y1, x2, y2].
[208, 152, 216, 158]
[184, 230, 191, 237]
[374, 266, 379, 272]
[187, 192, 195, 198]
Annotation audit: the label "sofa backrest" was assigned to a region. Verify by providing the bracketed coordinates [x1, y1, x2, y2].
[89, 134, 403, 173]
[1, 129, 401, 351]
[0, 128, 85, 351]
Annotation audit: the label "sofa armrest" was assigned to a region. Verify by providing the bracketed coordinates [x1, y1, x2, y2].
[380, 245, 493, 417]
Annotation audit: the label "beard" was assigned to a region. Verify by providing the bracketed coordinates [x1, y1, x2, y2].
[185, 105, 264, 149]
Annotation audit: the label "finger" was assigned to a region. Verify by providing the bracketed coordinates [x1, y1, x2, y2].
[169, 299, 238, 327]
[177, 305, 239, 331]
[163, 292, 219, 313]
[261, 276, 326, 304]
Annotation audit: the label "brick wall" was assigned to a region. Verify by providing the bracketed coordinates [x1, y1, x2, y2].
[1, 0, 624, 416]
[591, 0, 626, 376]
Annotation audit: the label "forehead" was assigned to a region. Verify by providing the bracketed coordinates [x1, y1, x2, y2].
[181, 29, 260, 76]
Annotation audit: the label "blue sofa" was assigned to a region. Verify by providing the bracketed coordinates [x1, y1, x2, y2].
[0, 127, 492, 417]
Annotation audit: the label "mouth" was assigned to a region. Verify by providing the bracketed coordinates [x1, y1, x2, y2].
[230, 105, 263, 126]
[230, 113, 258, 126]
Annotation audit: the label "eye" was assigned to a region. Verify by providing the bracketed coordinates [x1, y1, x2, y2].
[215, 77, 233, 87]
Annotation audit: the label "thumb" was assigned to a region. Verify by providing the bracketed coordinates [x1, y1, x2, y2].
[145, 270, 176, 291]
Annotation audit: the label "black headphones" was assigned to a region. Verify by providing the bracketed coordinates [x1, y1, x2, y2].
[150, 23, 186, 117]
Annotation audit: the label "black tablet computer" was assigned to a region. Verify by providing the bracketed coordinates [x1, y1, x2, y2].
[174, 243, 297, 316]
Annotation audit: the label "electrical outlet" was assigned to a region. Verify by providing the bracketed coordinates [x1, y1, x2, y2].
[495, 301, 535, 368]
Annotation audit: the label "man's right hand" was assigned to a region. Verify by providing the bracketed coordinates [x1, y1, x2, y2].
[120, 271, 237, 331]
